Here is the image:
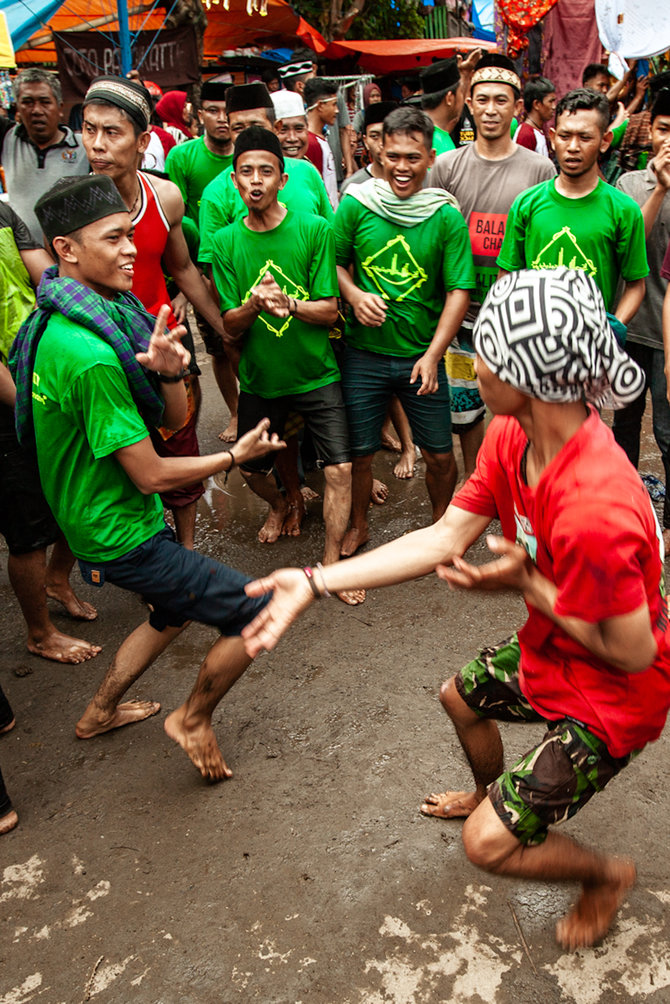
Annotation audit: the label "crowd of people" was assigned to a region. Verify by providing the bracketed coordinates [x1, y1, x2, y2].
[2, 43, 670, 953]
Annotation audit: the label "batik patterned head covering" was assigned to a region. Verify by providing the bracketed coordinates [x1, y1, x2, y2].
[473, 269, 645, 410]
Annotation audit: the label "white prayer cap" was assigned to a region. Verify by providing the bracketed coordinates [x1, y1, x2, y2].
[271, 90, 306, 121]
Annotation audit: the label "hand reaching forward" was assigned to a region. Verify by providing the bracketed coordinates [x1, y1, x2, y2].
[232, 417, 287, 467]
[242, 568, 315, 657]
[436, 535, 533, 593]
[135, 304, 191, 376]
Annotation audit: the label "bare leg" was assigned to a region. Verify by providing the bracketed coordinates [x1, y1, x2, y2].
[380, 413, 401, 453]
[45, 536, 97, 620]
[164, 635, 252, 781]
[389, 397, 416, 480]
[341, 454, 374, 557]
[457, 421, 485, 483]
[213, 354, 239, 442]
[462, 798, 636, 950]
[76, 621, 185, 738]
[276, 437, 304, 538]
[421, 676, 503, 819]
[8, 550, 101, 664]
[242, 469, 289, 544]
[172, 502, 197, 551]
[421, 448, 458, 522]
[322, 463, 364, 605]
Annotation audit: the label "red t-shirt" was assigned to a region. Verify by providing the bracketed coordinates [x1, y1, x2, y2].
[305, 132, 323, 174]
[453, 409, 670, 757]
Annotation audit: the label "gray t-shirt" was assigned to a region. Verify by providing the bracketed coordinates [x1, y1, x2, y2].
[617, 163, 670, 347]
[326, 89, 349, 185]
[340, 165, 372, 197]
[430, 143, 556, 323]
[0, 123, 89, 242]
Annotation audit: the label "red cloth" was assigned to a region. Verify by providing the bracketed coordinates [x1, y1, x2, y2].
[155, 91, 190, 139]
[131, 172, 178, 328]
[542, 0, 603, 99]
[514, 122, 539, 151]
[151, 125, 177, 159]
[496, 0, 559, 57]
[453, 409, 670, 757]
[305, 132, 323, 174]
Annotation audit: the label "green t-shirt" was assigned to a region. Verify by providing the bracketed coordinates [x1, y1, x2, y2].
[211, 209, 340, 398]
[334, 196, 476, 357]
[32, 313, 165, 562]
[432, 124, 456, 155]
[165, 136, 232, 225]
[198, 157, 334, 264]
[497, 178, 648, 310]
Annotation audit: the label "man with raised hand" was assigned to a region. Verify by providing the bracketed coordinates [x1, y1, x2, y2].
[334, 105, 474, 557]
[11, 175, 284, 783]
[241, 268, 670, 952]
[431, 54, 555, 481]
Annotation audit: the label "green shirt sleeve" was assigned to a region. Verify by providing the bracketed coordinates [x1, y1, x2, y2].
[610, 119, 628, 149]
[496, 191, 529, 272]
[307, 219, 339, 299]
[63, 364, 153, 460]
[210, 228, 239, 314]
[441, 208, 476, 290]
[616, 197, 649, 281]
[199, 174, 234, 264]
[334, 196, 356, 268]
[165, 145, 187, 205]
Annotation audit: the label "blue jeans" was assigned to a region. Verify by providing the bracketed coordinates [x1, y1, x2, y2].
[612, 341, 670, 528]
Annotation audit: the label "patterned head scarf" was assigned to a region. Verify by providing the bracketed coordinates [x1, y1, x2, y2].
[473, 269, 645, 410]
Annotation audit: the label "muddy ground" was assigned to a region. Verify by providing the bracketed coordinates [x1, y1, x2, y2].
[1, 347, 669, 1004]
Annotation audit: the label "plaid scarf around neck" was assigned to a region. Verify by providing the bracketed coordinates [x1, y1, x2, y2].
[9, 266, 165, 447]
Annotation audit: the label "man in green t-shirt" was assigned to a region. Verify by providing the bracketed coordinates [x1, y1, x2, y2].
[14, 174, 284, 784]
[211, 128, 363, 605]
[420, 58, 464, 156]
[165, 80, 233, 226]
[335, 106, 475, 557]
[498, 88, 648, 322]
[198, 82, 333, 443]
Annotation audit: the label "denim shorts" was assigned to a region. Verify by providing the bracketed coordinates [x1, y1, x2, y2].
[341, 344, 452, 456]
[79, 527, 269, 635]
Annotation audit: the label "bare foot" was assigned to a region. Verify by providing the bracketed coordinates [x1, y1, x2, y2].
[393, 452, 416, 480]
[420, 790, 481, 819]
[0, 809, 18, 835]
[381, 431, 401, 453]
[663, 528, 670, 555]
[282, 498, 305, 538]
[76, 700, 161, 739]
[27, 630, 102, 665]
[337, 588, 366, 605]
[258, 499, 289, 544]
[370, 479, 388, 506]
[0, 718, 15, 735]
[556, 859, 637, 950]
[46, 585, 98, 621]
[164, 706, 232, 782]
[301, 485, 320, 504]
[341, 526, 370, 557]
[218, 416, 238, 443]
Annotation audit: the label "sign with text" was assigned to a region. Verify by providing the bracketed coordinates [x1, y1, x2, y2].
[55, 26, 199, 102]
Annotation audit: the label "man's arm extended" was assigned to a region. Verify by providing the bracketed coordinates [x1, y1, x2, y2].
[116, 418, 285, 495]
[615, 277, 645, 325]
[410, 289, 470, 395]
[640, 141, 670, 238]
[241, 505, 491, 655]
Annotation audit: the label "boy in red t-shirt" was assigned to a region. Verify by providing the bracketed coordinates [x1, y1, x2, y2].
[242, 268, 670, 951]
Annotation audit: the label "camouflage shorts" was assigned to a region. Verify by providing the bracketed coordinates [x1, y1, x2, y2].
[455, 635, 634, 846]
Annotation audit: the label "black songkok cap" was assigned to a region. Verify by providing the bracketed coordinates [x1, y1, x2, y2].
[364, 100, 398, 131]
[651, 88, 670, 122]
[200, 80, 229, 103]
[84, 75, 152, 131]
[233, 125, 284, 171]
[35, 175, 127, 242]
[226, 82, 274, 114]
[420, 58, 460, 94]
[650, 70, 670, 96]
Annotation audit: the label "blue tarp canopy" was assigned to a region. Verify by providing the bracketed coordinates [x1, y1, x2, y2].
[5, 0, 65, 50]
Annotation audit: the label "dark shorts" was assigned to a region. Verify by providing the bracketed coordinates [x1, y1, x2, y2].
[455, 635, 633, 846]
[78, 526, 269, 635]
[237, 382, 350, 475]
[341, 344, 452, 456]
[0, 431, 60, 556]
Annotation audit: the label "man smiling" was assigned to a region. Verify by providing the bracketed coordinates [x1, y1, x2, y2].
[334, 106, 474, 556]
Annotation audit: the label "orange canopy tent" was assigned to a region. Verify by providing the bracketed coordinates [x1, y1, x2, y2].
[324, 36, 496, 74]
[17, 0, 326, 65]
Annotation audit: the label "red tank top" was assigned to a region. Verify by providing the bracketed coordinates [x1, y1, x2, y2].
[131, 171, 177, 327]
